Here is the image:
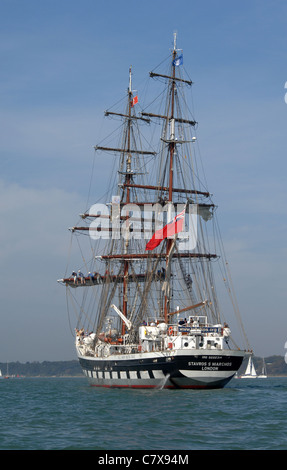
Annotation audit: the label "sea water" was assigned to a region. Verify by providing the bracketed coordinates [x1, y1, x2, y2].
[0, 376, 286, 450]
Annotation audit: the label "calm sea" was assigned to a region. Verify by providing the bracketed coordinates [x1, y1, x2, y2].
[0, 376, 286, 450]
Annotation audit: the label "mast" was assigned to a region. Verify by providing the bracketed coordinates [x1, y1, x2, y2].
[164, 33, 178, 322]
[168, 33, 177, 202]
[122, 67, 133, 335]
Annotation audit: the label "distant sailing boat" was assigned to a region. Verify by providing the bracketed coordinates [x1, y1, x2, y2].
[4, 362, 11, 379]
[240, 356, 257, 378]
[58, 33, 251, 389]
[258, 357, 267, 378]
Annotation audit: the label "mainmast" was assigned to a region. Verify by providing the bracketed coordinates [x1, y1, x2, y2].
[164, 33, 179, 322]
[168, 33, 177, 202]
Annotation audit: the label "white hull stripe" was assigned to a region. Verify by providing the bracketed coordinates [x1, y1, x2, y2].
[84, 368, 234, 381]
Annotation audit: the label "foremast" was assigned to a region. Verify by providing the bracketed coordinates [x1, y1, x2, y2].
[122, 67, 134, 337]
[95, 67, 158, 337]
[102, 67, 148, 336]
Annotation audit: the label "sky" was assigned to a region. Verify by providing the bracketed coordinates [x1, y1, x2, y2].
[0, 0, 286, 362]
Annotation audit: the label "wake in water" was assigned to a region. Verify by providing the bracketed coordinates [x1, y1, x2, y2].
[157, 374, 171, 390]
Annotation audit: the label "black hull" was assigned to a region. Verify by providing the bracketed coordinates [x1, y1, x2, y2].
[78, 349, 245, 389]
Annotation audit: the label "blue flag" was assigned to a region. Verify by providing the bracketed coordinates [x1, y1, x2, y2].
[172, 54, 183, 66]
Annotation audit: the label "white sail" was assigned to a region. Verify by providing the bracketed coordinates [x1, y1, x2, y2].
[258, 358, 267, 378]
[240, 356, 257, 378]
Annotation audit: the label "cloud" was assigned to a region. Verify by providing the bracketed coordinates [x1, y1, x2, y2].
[0, 180, 86, 361]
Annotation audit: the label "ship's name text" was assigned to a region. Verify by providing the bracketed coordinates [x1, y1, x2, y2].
[188, 361, 232, 370]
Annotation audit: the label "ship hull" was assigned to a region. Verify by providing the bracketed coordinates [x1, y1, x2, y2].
[78, 349, 245, 389]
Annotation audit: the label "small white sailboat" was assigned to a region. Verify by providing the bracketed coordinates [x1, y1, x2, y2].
[258, 358, 267, 378]
[239, 355, 257, 378]
[4, 362, 12, 379]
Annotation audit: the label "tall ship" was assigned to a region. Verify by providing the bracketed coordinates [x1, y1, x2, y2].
[58, 34, 250, 389]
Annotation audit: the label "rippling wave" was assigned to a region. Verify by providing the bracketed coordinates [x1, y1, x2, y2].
[0, 377, 286, 449]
